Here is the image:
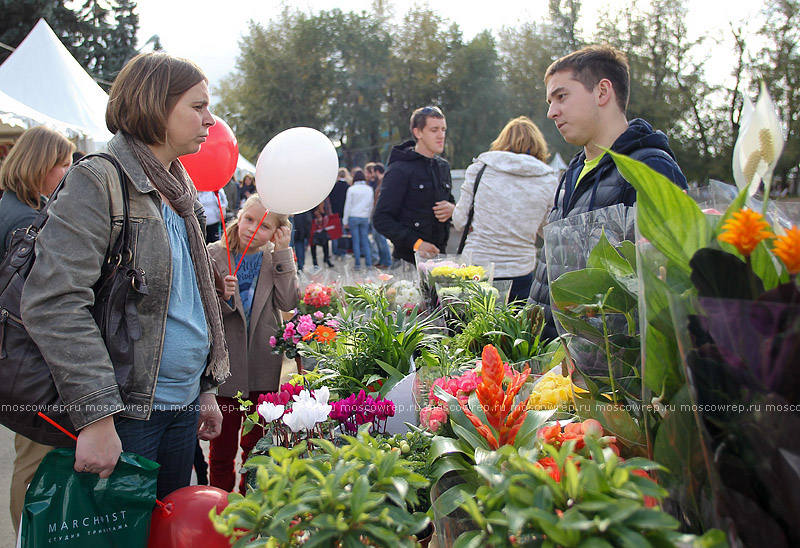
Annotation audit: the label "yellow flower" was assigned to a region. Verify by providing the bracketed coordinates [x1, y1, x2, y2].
[773, 226, 800, 275]
[717, 208, 773, 257]
[526, 369, 585, 410]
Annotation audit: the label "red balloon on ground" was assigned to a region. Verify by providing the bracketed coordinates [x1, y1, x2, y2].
[180, 115, 239, 192]
[147, 485, 230, 548]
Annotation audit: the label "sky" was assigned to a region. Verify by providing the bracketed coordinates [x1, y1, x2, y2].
[133, 0, 765, 102]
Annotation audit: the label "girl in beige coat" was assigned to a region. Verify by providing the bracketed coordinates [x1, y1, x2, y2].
[207, 194, 299, 492]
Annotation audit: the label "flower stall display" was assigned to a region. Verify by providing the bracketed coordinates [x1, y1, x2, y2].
[269, 310, 340, 360]
[212, 434, 431, 547]
[297, 281, 338, 316]
[329, 389, 396, 435]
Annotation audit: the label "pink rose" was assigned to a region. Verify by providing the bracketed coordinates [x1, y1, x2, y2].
[420, 406, 448, 433]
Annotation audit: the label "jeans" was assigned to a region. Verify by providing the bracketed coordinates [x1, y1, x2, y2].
[293, 237, 308, 271]
[209, 394, 267, 494]
[331, 238, 346, 256]
[349, 217, 372, 267]
[371, 224, 391, 266]
[496, 272, 535, 303]
[115, 397, 200, 500]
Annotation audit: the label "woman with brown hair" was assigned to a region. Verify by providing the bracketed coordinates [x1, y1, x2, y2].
[0, 125, 74, 257]
[0, 124, 74, 533]
[21, 52, 229, 499]
[451, 116, 559, 301]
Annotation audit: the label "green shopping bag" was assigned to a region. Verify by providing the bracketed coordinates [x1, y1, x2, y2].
[20, 448, 159, 548]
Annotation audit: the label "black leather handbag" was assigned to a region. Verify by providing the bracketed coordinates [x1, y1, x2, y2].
[0, 153, 148, 446]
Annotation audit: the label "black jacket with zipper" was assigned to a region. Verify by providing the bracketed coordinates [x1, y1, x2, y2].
[529, 118, 688, 340]
[373, 140, 454, 264]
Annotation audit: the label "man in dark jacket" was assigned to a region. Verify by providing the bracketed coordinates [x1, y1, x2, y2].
[530, 44, 688, 341]
[373, 106, 455, 264]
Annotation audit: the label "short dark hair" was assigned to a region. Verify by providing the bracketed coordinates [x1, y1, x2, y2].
[544, 44, 630, 113]
[352, 169, 365, 182]
[409, 106, 445, 139]
[106, 52, 207, 144]
[373, 162, 385, 175]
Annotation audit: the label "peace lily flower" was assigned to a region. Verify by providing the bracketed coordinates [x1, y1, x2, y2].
[732, 81, 785, 198]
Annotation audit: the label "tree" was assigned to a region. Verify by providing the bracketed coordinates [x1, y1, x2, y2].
[0, 0, 138, 84]
[214, 9, 338, 160]
[756, 0, 800, 193]
[441, 31, 509, 168]
[385, 6, 451, 145]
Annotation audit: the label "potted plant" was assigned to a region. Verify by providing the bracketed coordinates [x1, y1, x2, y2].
[210, 433, 431, 547]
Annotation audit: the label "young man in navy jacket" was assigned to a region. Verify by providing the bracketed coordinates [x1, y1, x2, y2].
[373, 106, 455, 265]
[530, 44, 688, 340]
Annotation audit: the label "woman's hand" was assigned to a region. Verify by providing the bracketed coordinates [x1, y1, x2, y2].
[74, 415, 121, 478]
[433, 201, 455, 222]
[222, 275, 237, 300]
[272, 226, 291, 251]
[416, 241, 440, 257]
[197, 393, 223, 441]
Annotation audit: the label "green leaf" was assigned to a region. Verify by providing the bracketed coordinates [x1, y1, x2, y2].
[588, 229, 636, 278]
[579, 538, 616, 548]
[514, 409, 557, 449]
[551, 269, 638, 315]
[431, 482, 473, 517]
[618, 241, 638, 271]
[453, 530, 486, 548]
[609, 150, 707, 274]
[623, 508, 680, 530]
[350, 475, 370, 517]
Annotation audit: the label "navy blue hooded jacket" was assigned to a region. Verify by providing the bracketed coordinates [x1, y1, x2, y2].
[529, 118, 688, 340]
[373, 140, 453, 264]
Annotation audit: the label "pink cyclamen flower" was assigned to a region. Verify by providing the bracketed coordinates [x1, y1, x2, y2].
[314, 311, 325, 319]
[269, 336, 277, 347]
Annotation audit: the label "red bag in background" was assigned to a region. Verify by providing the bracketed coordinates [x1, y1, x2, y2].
[324, 213, 343, 240]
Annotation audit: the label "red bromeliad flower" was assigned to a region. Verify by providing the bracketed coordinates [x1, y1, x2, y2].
[458, 345, 531, 449]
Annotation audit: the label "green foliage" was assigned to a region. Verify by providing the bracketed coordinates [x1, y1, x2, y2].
[455, 440, 727, 548]
[211, 434, 430, 547]
[447, 286, 548, 364]
[0, 0, 138, 83]
[299, 286, 441, 398]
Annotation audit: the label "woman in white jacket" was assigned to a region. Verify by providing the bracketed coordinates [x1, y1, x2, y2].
[452, 116, 559, 301]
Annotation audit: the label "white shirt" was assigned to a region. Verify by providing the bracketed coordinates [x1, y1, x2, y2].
[451, 151, 559, 278]
[198, 190, 228, 224]
[342, 181, 374, 225]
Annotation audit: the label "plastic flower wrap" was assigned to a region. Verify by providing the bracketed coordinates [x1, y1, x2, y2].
[297, 282, 337, 315]
[386, 279, 422, 313]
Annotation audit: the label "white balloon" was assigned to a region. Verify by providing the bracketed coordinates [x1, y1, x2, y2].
[255, 127, 339, 214]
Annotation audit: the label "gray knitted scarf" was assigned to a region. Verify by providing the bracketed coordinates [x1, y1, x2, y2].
[125, 134, 229, 383]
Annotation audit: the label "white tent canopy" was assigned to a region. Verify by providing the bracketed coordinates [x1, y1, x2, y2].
[0, 89, 92, 140]
[0, 18, 113, 148]
[549, 152, 568, 172]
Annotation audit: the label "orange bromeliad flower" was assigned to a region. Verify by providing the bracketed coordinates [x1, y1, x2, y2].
[717, 207, 773, 257]
[458, 345, 530, 449]
[773, 225, 800, 275]
[312, 325, 337, 343]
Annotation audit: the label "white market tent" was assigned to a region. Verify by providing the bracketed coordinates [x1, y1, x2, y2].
[0, 18, 113, 150]
[0, 89, 92, 140]
[0, 18, 254, 171]
[549, 152, 568, 173]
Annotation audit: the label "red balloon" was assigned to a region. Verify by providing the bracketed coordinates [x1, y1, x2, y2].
[147, 485, 231, 548]
[180, 115, 239, 192]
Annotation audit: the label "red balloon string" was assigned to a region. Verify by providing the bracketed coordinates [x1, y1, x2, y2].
[37, 411, 166, 506]
[215, 191, 232, 276]
[234, 207, 270, 276]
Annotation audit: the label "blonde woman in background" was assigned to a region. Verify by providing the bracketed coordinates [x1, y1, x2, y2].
[0, 125, 75, 533]
[451, 116, 559, 301]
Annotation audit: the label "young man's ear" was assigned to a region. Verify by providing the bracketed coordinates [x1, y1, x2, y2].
[411, 127, 421, 141]
[596, 78, 615, 107]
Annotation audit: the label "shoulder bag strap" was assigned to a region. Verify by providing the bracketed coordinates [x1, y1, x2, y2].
[456, 164, 487, 254]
